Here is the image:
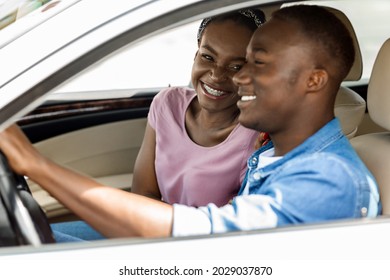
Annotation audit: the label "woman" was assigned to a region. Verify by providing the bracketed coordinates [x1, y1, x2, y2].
[132, 9, 265, 207]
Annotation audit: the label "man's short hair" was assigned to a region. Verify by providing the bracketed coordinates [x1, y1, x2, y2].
[272, 5, 355, 81]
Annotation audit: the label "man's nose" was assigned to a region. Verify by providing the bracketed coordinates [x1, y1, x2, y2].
[233, 64, 251, 86]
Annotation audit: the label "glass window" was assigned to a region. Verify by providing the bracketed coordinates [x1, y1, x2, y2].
[54, 20, 201, 93]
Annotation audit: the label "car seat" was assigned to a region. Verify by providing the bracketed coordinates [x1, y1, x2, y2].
[351, 38, 390, 215]
[329, 6, 365, 139]
[334, 86, 366, 139]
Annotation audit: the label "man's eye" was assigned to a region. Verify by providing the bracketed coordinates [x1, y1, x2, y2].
[253, 57, 266, 65]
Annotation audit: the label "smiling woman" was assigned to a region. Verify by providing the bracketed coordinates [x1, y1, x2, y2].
[129, 9, 266, 208]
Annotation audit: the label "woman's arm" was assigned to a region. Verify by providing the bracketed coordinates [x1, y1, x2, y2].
[0, 125, 173, 238]
[131, 123, 162, 200]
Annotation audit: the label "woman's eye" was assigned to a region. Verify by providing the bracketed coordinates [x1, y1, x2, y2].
[230, 64, 243, 71]
[201, 54, 214, 61]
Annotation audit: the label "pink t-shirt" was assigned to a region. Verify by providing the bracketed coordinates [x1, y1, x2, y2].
[148, 87, 258, 207]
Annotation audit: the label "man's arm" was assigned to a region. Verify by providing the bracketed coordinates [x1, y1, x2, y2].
[0, 125, 172, 238]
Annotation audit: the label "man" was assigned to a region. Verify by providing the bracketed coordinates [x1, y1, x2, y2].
[0, 5, 381, 240]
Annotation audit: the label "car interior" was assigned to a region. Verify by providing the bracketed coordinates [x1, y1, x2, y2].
[3, 1, 387, 240]
[351, 38, 390, 215]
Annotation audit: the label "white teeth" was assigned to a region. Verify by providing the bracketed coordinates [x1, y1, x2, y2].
[204, 84, 226, 96]
[241, 95, 256, 101]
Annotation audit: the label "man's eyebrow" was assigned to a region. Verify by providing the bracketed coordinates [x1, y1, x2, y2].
[201, 44, 247, 61]
[246, 46, 267, 60]
[251, 46, 267, 53]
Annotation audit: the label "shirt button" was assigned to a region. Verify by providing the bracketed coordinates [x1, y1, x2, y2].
[251, 157, 258, 164]
[361, 207, 368, 217]
[253, 172, 261, 180]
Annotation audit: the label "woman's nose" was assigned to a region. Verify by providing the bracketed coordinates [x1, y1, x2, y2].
[209, 65, 228, 82]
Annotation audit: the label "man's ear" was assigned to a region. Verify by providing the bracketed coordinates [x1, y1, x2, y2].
[307, 69, 328, 92]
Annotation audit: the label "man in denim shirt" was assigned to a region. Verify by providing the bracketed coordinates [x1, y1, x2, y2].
[173, 6, 381, 235]
[171, 5, 381, 236]
[173, 118, 380, 235]
[0, 5, 381, 240]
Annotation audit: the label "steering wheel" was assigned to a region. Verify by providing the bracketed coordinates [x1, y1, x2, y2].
[0, 151, 55, 246]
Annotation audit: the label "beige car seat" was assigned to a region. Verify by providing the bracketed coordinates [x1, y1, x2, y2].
[351, 38, 390, 215]
[329, 6, 365, 139]
[334, 86, 366, 139]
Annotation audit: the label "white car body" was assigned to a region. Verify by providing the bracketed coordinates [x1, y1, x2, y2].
[0, 0, 389, 278]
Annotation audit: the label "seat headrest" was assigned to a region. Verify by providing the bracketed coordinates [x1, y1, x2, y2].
[334, 86, 366, 138]
[325, 7, 363, 81]
[367, 38, 390, 131]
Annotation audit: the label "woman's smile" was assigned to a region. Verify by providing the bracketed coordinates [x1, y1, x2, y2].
[201, 82, 232, 99]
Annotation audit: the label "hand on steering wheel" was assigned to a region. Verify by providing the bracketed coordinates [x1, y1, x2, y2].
[0, 151, 55, 246]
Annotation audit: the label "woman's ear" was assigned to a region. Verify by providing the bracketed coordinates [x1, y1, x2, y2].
[194, 50, 198, 61]
[307, 69, 328, 92]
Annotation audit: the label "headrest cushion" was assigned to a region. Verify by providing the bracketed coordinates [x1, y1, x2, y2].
[367, 38, 390, 131]
[334, 86, 366, 138]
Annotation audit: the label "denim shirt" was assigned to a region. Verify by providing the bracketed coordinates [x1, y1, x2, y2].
[172, 118, 381, 236]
